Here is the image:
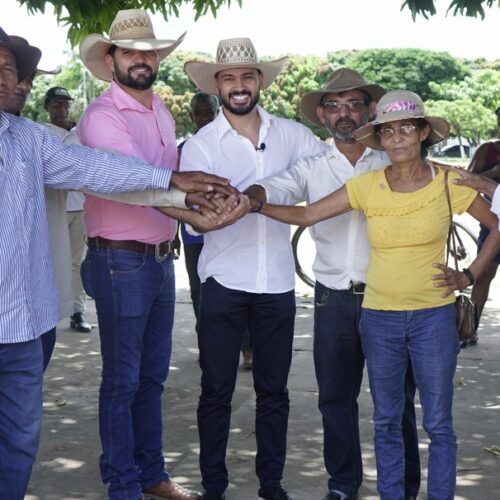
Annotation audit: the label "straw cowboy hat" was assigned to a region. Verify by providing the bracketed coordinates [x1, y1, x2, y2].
[300, 68, 386, 126]
[80, 9, 186, 82]
[8, 36, 60, 78]
[0, 27, 41, 82]
[353, 90, 450, 150]
[184, 38, 288, 95]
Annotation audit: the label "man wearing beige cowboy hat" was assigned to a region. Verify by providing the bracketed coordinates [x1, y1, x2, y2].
[0, 26, 230, 500]
[180, 38, 328, 500]
[77, 10, 248, 500]
[248, 68, 421, 500]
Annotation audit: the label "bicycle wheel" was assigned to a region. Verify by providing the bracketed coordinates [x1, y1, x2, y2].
[291, 226, 315, 288]
[448, 221, 478, 269]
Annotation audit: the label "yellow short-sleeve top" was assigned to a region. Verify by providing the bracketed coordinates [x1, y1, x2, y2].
[345, 168, 477, 310]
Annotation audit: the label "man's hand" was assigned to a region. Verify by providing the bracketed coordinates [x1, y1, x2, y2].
[191, 194, 250, 232]
[171, 171, 238, 197]
[439, 165, 497, 198]
[155, 194, 250, 233]
[185, 191, 240, 212]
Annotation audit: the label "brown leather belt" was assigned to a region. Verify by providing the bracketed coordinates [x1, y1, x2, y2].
[87, 236, 173, 260]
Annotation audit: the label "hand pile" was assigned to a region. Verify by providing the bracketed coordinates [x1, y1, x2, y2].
[162, 170, 252, 232]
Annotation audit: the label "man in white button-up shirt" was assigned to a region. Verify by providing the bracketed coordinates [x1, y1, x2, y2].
[181, 38, 328, 500]
[249, 69, 421, 500]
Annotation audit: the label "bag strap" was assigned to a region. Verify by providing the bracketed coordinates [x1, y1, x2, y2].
[444, 170, 459, 271]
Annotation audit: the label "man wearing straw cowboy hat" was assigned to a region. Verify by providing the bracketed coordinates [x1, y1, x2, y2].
[248, 68, 421, 500]
[77, 9, 244, 500]
[181, 38, 328, 500]
[0, 28, 229, 500]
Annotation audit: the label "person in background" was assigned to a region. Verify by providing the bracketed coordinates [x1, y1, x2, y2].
[464, 107, 500, 347]
[248, 68, 421, 500]
[44, 86, 92, 333]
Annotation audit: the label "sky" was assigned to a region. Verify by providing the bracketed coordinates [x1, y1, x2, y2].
[2, 0, 499, 70]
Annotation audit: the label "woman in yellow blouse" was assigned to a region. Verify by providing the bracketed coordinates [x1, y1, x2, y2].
[255, 90, 500, 500]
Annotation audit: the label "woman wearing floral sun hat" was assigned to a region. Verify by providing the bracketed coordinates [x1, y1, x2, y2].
[251, 89, 500, 499]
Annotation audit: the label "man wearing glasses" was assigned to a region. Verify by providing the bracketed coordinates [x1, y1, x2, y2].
[247, 68, 420, 500]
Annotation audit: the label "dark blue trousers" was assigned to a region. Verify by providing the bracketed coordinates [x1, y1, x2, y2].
[314, 281, 420, 498]
[197, 278, 295, 493]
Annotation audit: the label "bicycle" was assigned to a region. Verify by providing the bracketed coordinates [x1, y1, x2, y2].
[292, 221, 478, 288]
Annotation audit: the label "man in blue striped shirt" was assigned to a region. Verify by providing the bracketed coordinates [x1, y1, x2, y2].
[0, 28, 232, 500]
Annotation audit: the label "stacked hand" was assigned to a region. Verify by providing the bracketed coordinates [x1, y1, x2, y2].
[156, 171, 252, 232]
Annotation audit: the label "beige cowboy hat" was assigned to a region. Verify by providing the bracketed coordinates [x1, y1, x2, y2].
[0, 27, 41, 82]
[184, 38, 288, 95]
[353, 90, 450, 150]
[80, 9, 186, 82]
[300, 68, 386, 127]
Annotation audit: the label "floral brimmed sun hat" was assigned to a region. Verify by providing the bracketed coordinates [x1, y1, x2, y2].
[353, 90, 450, 150]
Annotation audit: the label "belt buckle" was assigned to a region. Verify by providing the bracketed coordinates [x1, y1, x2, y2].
[155, 241, 172, 262]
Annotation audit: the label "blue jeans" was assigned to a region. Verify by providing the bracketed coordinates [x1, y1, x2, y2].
[360, 304, 459, 500]
[0, 338, 43, 500]
[41, 327, 56, 371]
[82, 246, 175, 499]
[197, 278, 295, 493]
[314, 282, 420, 497]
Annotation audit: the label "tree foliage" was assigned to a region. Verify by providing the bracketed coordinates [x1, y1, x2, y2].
[402, 0, 499, 20]
[327, 48, 470, 101]
[16, 0, 500, 46]
[426, 99, 497, 144]
[24, 48, 500, 142]
[17, 0, 242, 46]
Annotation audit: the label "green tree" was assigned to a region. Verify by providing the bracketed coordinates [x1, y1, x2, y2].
[158, 51, 211, 95]
[425, 99, 497, 145]
[16, 0, 499, 46]
[332, 48, 470, 100]
[429, 69, 500, 110]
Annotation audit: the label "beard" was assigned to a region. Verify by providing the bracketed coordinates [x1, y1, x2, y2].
[326, 114, 370, 143]
[220, 90, 259, 116]
[114, 63, 157, 91]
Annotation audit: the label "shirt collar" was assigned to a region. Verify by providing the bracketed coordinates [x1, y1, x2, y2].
[328, 139, 386, 162]
[110, 80, 161, 113]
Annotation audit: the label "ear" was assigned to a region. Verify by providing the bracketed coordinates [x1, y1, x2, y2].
[420, 123, 431, 142]
[105, 53, 115, 74]
[258, 71, 264, 88]
[316, 106, 326, 125]
[368, 100, 377, 120]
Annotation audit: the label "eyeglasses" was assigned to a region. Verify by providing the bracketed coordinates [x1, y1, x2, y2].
[322, 100, 368, 114]
[376, 124, 418, 140]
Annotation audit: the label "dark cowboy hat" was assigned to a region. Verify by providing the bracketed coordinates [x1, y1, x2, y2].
[0, 27, 41, 82]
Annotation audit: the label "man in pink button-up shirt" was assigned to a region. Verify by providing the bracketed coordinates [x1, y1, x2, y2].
[78, 9, 201, 500]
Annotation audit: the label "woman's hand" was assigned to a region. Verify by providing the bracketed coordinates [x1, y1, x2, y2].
[432, 263, 472, 297]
